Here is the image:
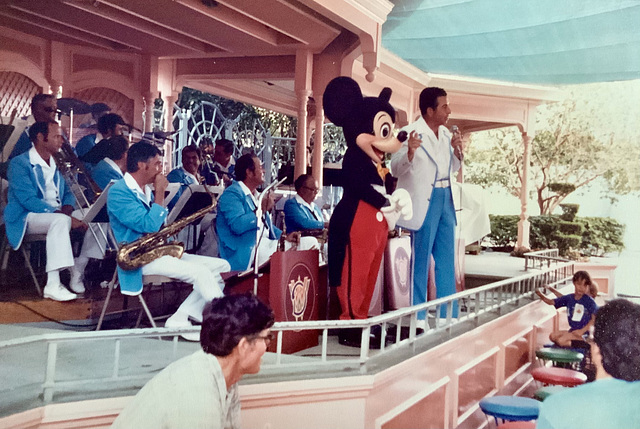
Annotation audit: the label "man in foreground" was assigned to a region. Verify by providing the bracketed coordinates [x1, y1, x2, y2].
[111, 293, 275, 429]
[536, 299, 640, 428]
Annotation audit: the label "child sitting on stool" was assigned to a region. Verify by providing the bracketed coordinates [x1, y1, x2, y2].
[536, 270, 599, 348]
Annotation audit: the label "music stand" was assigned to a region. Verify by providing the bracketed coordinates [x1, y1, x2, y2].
[162, 183, 180, 209]
[166, 184, 222, 224]
[166, 184, 221, 251]
[78, 181, 115, 255]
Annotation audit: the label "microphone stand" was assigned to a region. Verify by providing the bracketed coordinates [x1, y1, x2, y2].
[251, 177, 287, 295]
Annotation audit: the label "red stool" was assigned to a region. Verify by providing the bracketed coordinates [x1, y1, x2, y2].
[531, 367, 587, 387]
[497, 421, 536, 429]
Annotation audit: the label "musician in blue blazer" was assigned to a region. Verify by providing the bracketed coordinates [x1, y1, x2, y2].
[90, 135, 127, 190]
[216, 154, 318, 272]
[216, 154, 280, 271]
[107, 142, 230, 340]
[4, 121, 86, 301]
[166, 144, 202, 209]
[283, 173, 325, 233]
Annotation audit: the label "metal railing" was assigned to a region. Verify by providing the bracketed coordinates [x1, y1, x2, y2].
[0, 260, 574, 407]
[524, 248, 568, 270]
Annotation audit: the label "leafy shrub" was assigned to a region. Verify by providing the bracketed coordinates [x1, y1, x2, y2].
[488, 215, 625, 257]
[488, 215, 519, 248]
[559, 203, 580, 221]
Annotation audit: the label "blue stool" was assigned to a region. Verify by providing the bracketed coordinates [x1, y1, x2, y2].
[479, 396, 540, 425]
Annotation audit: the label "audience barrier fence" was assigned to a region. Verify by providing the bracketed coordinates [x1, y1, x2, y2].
[524, 248, 567, 271]
[0, 259, 574, 407]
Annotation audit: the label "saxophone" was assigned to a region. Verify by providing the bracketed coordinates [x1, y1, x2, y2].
[116, 187, 217, 270]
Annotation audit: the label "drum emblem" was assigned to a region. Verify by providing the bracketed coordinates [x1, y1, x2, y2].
[288, 275, 311, 321]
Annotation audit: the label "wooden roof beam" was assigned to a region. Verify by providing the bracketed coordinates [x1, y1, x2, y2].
[174, 0, 295, 47]
[2, 7, 139, 51]
[62, 0, 220, 53]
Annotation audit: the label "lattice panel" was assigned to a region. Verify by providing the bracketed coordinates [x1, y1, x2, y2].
[0, 71, 39, 119]
[73, 87, 134, 125]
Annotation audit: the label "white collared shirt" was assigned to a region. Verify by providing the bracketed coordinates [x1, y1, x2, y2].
[104, 157, 124, 175]
[123, 172, 153, 205]
[294, 194, 320, 220]
[181, 167, 199, 184]
[28, 147, 60, 208]
[422, 125, 451, 180]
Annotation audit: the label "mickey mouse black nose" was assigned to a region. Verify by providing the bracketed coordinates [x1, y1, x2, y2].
[397, 131, 408, 142]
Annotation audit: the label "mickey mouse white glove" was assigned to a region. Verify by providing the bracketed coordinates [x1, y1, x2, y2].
[380, 188, 413, 230]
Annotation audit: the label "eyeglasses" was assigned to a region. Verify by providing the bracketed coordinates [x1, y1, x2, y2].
[250, 332, 275, 347]
[302, 185, 319, 193]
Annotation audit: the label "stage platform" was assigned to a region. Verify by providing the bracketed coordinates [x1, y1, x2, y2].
[0, 251, 526, 327]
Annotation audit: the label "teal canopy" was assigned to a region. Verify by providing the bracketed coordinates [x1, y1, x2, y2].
[383, 0, 640, 85]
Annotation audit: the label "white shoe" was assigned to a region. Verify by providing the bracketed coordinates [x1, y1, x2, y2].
[43, 283, 78, 302]
[70, 269, 85, 294]
[165, 315, 200, 342]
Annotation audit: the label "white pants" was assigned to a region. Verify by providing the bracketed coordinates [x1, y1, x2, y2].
[256, 235, 318, 268]
[79, 223, 109, 260]
[25, 212, 73, 273]
[141, 253, 230, 321]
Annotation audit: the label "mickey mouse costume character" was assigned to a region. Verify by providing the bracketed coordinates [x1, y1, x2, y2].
[323, 77, 412, 348]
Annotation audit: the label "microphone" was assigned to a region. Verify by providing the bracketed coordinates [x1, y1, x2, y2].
[451, 125, 463, 160]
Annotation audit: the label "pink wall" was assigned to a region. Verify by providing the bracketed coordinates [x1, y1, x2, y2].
[0, 300, 565, 429]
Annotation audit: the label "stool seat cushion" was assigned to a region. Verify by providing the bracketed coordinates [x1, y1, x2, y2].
[534, 385, 566, 401]
[479, 396, 540, 421]
[531, 367, 587, 387]
[536, 348, 584, 363]
[497, 421, 536, 429]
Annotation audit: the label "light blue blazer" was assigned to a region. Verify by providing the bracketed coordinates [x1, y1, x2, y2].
[4, 151, 75, 250]
[216, 181, 281, 271]
[107, 178, 168, 295]
[283, 197, 324, 232]
[91, 159, 124, 191]
[166, 167, 198, 209]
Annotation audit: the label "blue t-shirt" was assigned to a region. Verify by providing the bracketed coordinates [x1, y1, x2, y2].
[554, 294, 598, 331]
[536, 378, 640, 429]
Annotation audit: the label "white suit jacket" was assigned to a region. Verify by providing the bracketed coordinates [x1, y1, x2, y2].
[390, 117, 461, 230]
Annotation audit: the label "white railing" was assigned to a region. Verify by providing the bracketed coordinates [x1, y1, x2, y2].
[0, 260, 574, 409]
[524, 248, 568, 270]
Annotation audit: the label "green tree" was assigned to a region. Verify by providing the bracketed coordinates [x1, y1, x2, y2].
[465, 96, 640, 215]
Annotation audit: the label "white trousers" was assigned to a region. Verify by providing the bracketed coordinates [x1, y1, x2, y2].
[141, 253, 230, 321]
[256, 236, 318, 268]
[78, 223, 108, 260]
[25, 212, 73, 273]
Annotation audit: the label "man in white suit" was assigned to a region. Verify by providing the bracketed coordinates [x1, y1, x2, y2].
[390, 87, 464, 318]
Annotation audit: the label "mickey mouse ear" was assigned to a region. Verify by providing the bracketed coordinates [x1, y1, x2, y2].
[379, 87, 392, 103]
[322, 77, 363, 127]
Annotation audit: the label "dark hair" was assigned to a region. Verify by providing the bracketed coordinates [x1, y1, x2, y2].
[216, 138, 235, 154]
[127, 141, 162, 173]
[594, 299, 640, 381]
[97, 113, 125, 135]
[200, 294, 275, 356]
[572, 270, 592, 286]
[419, 87, 447, 116]
[31, 93, 55, 111]
[29, 121, 56, 143]
[235, 153, 257, 182]
[294, 173, 313, 192]
[199, 136, 213, 148]
[182, 144, 201, 158]
[106, 135, 129, 161]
